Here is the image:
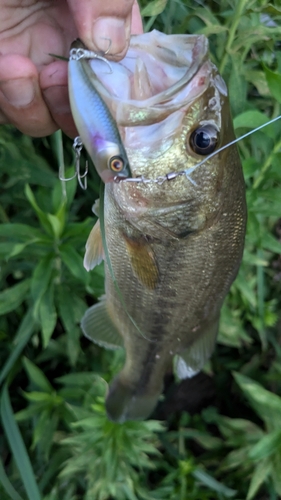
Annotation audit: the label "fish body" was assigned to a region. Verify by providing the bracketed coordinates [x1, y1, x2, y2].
[74, 31, 247, 422]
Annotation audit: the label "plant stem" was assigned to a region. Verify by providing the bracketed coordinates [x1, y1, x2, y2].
[219, 0, 247, 74]
[253, 137, 281, 189]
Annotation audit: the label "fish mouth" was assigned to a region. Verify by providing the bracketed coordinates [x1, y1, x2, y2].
[89, 30, 210, 126]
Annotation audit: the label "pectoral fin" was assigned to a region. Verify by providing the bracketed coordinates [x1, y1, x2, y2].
[124, 235, 159, 289]
[92, 198, 100, 217]
[83, 219, 104, 271]
[81, 295, 124, 350]
[175, 317, 219, 379]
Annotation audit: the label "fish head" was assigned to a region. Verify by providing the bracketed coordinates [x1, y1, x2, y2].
[87, 30, 236, 229]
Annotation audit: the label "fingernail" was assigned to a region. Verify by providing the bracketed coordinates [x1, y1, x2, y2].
[93, 17, 128, 54]
[0, 79, 35, 106]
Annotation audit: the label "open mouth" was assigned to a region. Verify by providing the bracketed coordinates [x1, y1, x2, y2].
[88, 30, 210, 126]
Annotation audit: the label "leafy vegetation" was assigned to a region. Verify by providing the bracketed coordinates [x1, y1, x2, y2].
[1, 0, 281, 498]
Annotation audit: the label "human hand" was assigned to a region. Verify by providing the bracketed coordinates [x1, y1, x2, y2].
[0, 0, 142, 137]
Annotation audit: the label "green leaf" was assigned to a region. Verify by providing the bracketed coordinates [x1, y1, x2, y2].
[57, 285, 76, 333]
[233, 372, 281, 429]
[0, 279, 31, 315]
[38, 285, 57, 347]
[198, 24, 228, 35]
[6, 239, 41, 259]
[38, 448, 69, 493]
[31, 254, 54, 314]
[67, 326, 81, 367]
[193, 468, 236, 497]
[263, 65, 281, 104]
[46, 214, 62, 239]
[261, 233, 281, 254]
[22, 357, 53, 393]
[32, 410, 58, 456]
[0, 309, 35, 385]
[218, 303, 252, 347]
[0, 242, 17, 256]
[192, 6, 220, 27]
[228, 54, 247, 116]
[170, 429, 222, 450]
[0, 223, 43, 240]
[23, 391, 58, 403]
[233, 110, 269, 130]
[15, 404, 48, 422]
[25, 184, 53, 235]
[216, 416, 263, 442]
[59, 245, 88, 283]
[56, 372, 103, 387]
[235, 273, 257, 308]
[141, 0, 168, 17]
[244, 70, 270, 96]
[46, 201, 66, 239]
[0, 386, 42, 500]
[248, 429, 281, 461]
[246, 459, 272, 500]
[0, 457, 24, 500]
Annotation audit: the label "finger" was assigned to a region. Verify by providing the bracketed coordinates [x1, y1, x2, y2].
[0, 55, 57, 137]
[131, 0, 143, 35]
[67, 0, 136, 59]
[40, 61, 78, 138]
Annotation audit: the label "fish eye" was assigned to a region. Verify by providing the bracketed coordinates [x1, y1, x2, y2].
[189, 125, 218, 155]
[109, 156, 125, 172]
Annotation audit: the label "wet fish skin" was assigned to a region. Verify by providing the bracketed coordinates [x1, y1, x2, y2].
[80, 31, 247, 423]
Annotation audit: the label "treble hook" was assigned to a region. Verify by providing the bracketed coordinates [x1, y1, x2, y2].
[73, 136, 88, 190]
[59, 136, 88, 190]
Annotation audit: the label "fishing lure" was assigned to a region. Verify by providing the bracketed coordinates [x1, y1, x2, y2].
[68, 40, 132, 184]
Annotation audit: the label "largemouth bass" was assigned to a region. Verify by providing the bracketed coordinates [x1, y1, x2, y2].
[69, 30, 247, 423]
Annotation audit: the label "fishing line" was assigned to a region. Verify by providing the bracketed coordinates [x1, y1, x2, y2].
[120, 113, 281, 186]
[183, 114, 281, 180]
[99, 182, 155, 343]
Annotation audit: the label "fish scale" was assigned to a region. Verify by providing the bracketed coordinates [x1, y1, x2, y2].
[101, 143, 245, 422]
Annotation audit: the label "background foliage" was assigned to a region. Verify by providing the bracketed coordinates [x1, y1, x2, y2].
[1, 0, 281, 499]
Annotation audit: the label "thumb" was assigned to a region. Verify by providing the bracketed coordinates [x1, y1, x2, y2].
[67, 0, 142, 59]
